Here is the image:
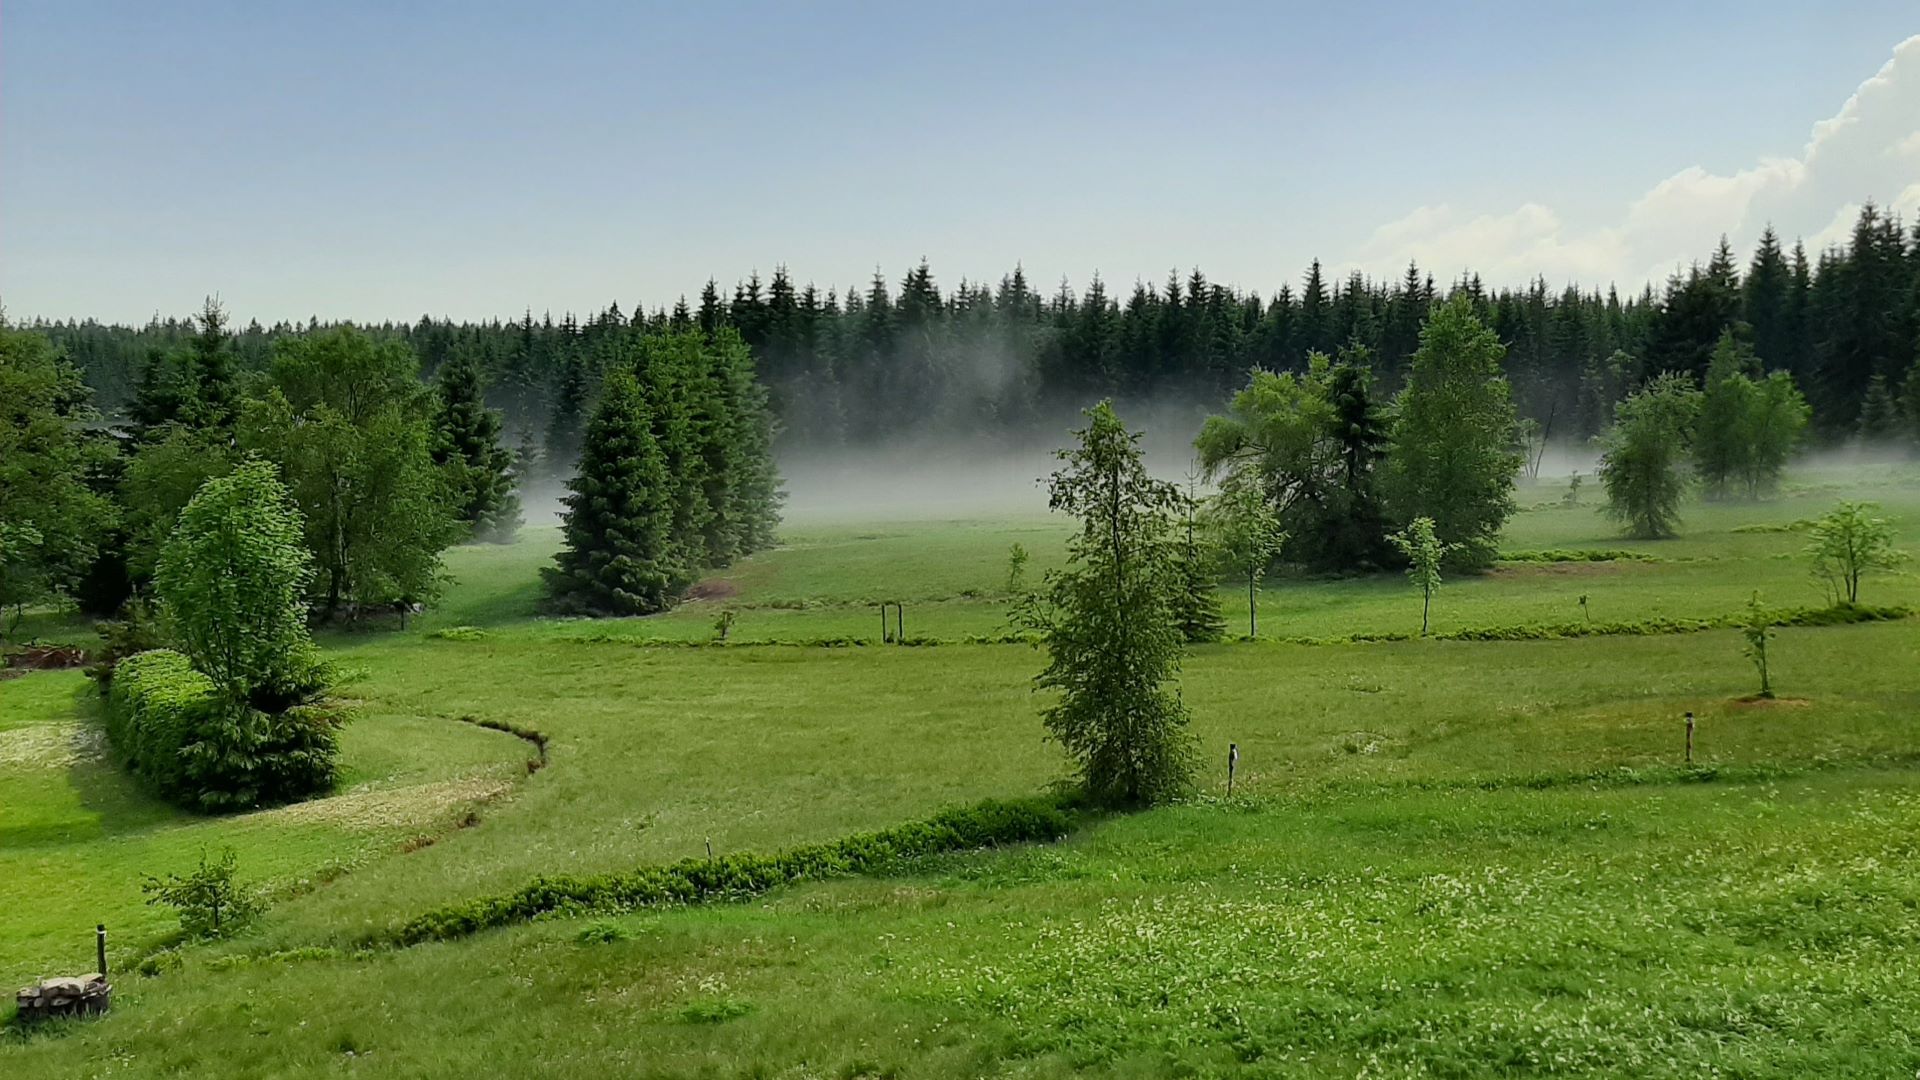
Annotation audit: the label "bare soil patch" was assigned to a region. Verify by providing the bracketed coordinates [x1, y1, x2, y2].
[686, 578, 740, 601]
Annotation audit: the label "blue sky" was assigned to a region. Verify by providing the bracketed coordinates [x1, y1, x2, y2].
[4, 1, 1918, 323]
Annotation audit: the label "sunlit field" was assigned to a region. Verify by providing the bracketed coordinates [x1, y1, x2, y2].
[3, 462, 1918, 1076]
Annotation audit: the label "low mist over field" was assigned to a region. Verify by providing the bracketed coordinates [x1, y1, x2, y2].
[9, 7, 1920, 1078]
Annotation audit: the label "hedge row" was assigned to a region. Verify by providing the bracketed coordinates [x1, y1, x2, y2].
[388, 795, 1074, 946]
[1497, 549, 1660, 564]
[105, 649, 341, 812]
[1271, 603, 1912, 646]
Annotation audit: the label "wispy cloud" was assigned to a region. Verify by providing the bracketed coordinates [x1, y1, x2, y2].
[1347, 34, 1920, 290]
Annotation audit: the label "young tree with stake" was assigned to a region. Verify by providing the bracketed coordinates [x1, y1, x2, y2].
[1388, 516, 1459, 636]
[1208, 478, 1286, 638]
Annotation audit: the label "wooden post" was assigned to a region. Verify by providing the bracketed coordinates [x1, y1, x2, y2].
[96, 924, 107, 978]
[896, 603, 904, 644]
[1227, 743, 1238, 796]
[1685, 712, 1695, 765]
[880, 604, 891, 643]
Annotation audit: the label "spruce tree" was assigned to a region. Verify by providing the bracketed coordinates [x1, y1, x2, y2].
[184, 296, 239, 430]
[1857, 374, 1900, 442]
[543, 369, 688, 615]
[1172, 471, 1225, 643]
[544, 348, 589, 473]
[431, 346, 522, 543]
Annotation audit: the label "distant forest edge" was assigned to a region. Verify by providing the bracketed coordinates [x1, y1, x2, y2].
[18, 202, 1920, 462]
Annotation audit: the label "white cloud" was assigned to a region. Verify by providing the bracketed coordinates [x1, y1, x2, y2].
[1349, 34, 1920, 290]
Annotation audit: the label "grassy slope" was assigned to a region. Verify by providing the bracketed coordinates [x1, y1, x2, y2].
[4, 465, 1920, 1075]
[0, 671, 531, 988]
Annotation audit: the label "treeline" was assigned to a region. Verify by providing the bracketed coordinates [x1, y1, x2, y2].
[0, 305, 780, 633]
[24, 203, 1920, 458]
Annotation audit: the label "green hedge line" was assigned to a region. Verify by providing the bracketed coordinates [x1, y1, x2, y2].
[1497, 549, 1660, 564]
[105, 649, 341, 812]
[388, 795, 1074, 946]
[1271, 603, 1911, 646]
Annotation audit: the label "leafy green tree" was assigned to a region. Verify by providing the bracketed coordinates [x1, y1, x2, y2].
[1383, 296, 1522, 568]
[1599, 373, 1701, 539]
[1740, 369, 1811, 498]
[239, 327, 458, 618]
[1196, 354, 1391, 573]
[431, 346, 522, 543]
[1208, 478, 1286, 638]
[1019, 402, 1194, 806]
[543, 368, 690, 615]
[0, 326, 118, 633]
[1387, 516, 1459, 636]
[1690, 331, 1807, 500]
[1805, 501, 1907, 605]
[121, 427, 236, 585]
[154, 457, 318, 705]
[1694, 332, 1761, 499]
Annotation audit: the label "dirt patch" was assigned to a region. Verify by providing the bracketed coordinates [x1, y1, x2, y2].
[685, 578, 740, 601]
[3, 645, 89, 671]
[1729, 695, 1813, 709]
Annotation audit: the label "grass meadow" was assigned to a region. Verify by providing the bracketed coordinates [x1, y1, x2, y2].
[3, 462, 1919, 1076]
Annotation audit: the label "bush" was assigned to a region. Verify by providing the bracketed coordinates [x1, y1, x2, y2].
[106, 649, 342, 812]
[142, 847, 261, 939]
[389, 796, 1074, 945]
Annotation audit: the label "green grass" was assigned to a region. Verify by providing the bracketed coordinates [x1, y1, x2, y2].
[5, 463, 1920, 1075]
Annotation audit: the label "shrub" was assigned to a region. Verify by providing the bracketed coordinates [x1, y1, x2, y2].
[106, 649, 342, 811]
[142, 848, 262, 939]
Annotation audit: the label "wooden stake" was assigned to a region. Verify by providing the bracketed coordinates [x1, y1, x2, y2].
[1685, 712, 1695, 765]
[1227, 743, 1238, 796]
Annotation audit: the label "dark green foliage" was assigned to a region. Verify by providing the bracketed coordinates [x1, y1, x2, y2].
[1600, 373, 1702, 539]
[1384, 297, 1523, 567]
[544, 369, 689, 615]
[1856, 373, 1900, 441]
[241, 327, 460, 617]
[142, 848, 261, 939]
[1277, 601, 1909, 646]
[1196, 353, 1392, 575]
[0, 326, 119, 630]
[1171, 487, 1225, 643]
[389, 796, 1073, 945]
[105, 649, 341, 812]
[24, 211, 1919, 447]
[1497, 548, 1659, 564]
[432, 346, 522, 543]
[1694, 331, 1810, 500]
[1021, 402, 1195, 806]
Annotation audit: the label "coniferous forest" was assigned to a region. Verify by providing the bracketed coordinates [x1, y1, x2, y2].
[26, 204, 1920, 465]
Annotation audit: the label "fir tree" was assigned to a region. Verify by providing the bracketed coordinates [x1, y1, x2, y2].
[543, 369, 689, 615]
[431, 346, 522, 543]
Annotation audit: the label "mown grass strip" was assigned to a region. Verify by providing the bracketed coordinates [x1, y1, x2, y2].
[383, 795, 1076, 946]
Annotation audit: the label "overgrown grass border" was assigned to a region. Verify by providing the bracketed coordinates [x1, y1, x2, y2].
[383, 794, 1076, 946]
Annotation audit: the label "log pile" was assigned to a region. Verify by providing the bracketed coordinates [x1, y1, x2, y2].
[15, 973, 111, 1021]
